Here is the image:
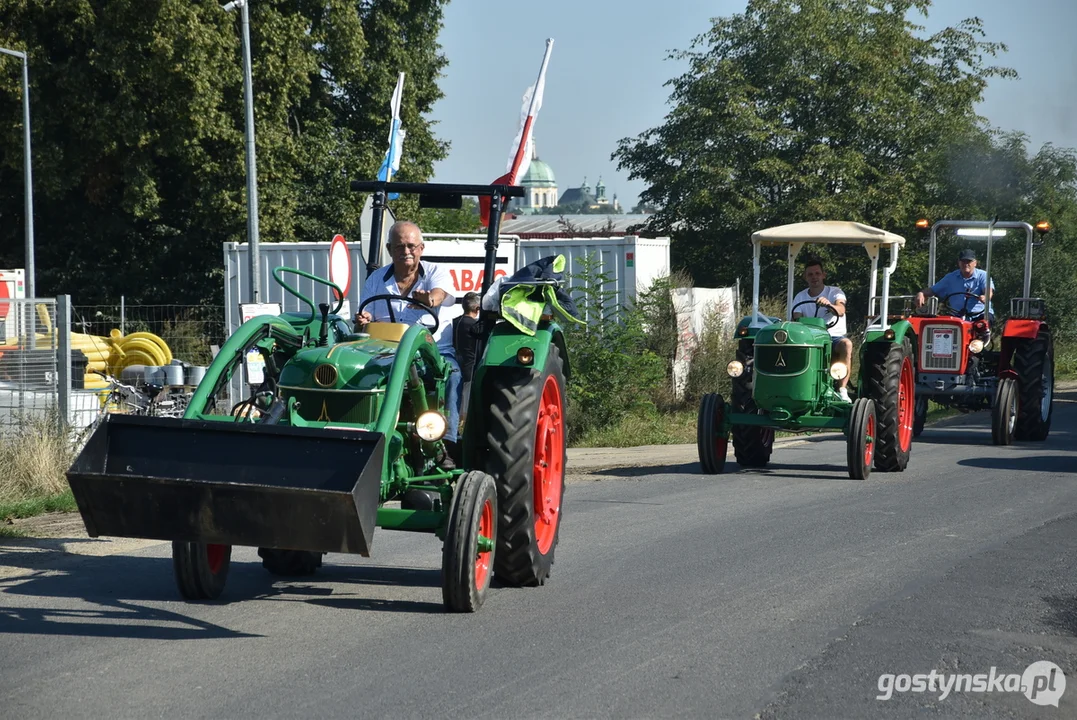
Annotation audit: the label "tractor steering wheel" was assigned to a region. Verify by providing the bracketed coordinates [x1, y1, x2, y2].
[357, 293, 440, 334]
[791, 298, 841, 329]
[941, 291, 983, 321]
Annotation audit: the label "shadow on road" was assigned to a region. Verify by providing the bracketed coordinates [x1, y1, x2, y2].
[0, 549, 451, 635]
[0, 554, 258, 640]
[1043, 593, 1077, 637]
[958, 455, 1077, 473]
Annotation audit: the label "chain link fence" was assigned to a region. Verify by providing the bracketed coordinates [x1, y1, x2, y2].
[0, 299, 228, 436]
[71, 302, 227, 367]
[0, 298, 59, 434]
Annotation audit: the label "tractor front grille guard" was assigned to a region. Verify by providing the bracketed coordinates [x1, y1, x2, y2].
[920, 324, 963, 371]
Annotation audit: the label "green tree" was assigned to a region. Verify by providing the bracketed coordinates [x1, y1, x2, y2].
[0, 0, 449, 305]
[613, 0, 1014, 304]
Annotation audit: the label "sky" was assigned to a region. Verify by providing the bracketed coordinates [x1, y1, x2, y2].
[428, 0, 1077, 210]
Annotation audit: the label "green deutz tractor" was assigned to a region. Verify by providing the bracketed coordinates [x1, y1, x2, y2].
[697, 221, 915, 480]
[66, 181, 570, 613]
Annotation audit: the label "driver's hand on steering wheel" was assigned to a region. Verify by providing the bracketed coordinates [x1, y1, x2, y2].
[816, 296, 832, 308]
[356, 311, 373, 328]
[915, 291, 926, 307]
[409, 290, 432, 309]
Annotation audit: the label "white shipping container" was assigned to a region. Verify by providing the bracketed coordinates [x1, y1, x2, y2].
[518, 236, 671, 319]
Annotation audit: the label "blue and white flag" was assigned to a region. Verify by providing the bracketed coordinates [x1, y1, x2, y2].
[376, 72, 406, 199]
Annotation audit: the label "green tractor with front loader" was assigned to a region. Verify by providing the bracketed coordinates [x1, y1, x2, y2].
[66, 181, 571, 612]
[697, 221, 915, 480]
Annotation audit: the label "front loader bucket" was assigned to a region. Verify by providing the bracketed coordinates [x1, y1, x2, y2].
[67, 415, 385, 556]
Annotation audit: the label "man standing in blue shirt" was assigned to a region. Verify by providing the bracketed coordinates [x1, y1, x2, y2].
[915, 248, 995, 322]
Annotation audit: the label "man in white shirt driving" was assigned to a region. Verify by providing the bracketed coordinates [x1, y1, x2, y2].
[791, 257, 853, 402]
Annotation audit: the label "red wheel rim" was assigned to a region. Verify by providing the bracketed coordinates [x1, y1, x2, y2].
[897, 356, 914, 452]
[864, 413, 876, 466]
[206, 544, 227, 575]
[475, 497, 494, 589]
[533, 375, 564, 554]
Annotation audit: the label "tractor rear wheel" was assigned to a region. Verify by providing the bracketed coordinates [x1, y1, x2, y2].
[173, 542, 231, 600]
[697, 393, 728, 474]
[1013, 329, 1054, 441]
[847, 398, 876, 480]
[442, 470, 497, 612]
[992, 376, 1018, 445]
[483, 344, 566, 587]
[863, 337, 914, 472]
[731, 356, 773, 467]
[257, 548, 324, 576]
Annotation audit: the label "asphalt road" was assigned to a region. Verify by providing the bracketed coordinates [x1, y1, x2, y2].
[2, 389, 1076, 719]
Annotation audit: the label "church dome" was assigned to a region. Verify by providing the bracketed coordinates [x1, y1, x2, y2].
[521, 158, 556, 187]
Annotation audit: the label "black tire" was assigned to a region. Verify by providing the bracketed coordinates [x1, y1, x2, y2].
[257, 548, 324, 576]
[483, 344, 566, 587]
[991, 376, 1018, 446]
[173, 542, 231, 600]
[862, 337, 914, 472]
[913, 395, 928, 437]
[442, 470, 498, 612]
[1013, 329, 1054, 441]
[731, 350, 773, 467]
[847, 398, 876, 480]
[697, 393, 728, 474]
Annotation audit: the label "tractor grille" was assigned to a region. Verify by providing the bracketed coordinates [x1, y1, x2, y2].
[921, 324, 962, 371]
[313, 364, 338, 387]
[283, 388, 380, 425]
[755, 345, 810, 376]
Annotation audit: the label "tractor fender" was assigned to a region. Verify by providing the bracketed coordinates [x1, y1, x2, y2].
[478, 323, 567, 378]
[1002, 318, 1048, 340]
[861, 319, 914, 350]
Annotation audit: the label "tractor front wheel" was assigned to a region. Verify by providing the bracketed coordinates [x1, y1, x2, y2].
[731, 363, 773, 467]
[992, 376, 1018, 445]
[697, 393, 728, 474]
[913, 395, 928, 437]
[847, 398, 876, 480]
[257, 548, 324, 576]
[1013, 329, 1054, 441]
[863, 337, 914, 472]
[484, 344, 566, 587]
[442, 471, 497, 612]
[173, 542, 231, 600]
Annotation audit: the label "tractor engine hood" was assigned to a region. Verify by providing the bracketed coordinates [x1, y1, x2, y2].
[279, 338, 398, 392]
[751, 321, 831, 416]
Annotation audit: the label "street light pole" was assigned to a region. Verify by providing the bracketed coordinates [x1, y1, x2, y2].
[223, 0, 260, 302]
[0, 47, 34, 300]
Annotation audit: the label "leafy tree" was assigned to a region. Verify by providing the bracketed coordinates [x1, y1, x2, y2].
[0, 0, 449, 305]
[613, 0, 1016, 308]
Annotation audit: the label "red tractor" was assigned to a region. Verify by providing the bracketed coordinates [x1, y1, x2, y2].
[903, 219, 1054, 444]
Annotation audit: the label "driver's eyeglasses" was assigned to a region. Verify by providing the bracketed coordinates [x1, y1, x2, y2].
[958, 259, 975, 264]
[391, 243, 422, 254]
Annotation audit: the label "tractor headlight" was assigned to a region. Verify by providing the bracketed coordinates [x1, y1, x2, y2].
[415, 411, 448, 442]
[829, 362, 849, 380]
[969, 339, 984, 354]
[726, 360, 745, 378]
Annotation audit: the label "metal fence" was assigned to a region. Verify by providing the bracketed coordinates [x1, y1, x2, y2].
[72, 302, 227, 367]
[0, 298, 228, 436]
[0, 298, 60, 434]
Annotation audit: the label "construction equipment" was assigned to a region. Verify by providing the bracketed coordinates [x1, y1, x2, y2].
[698, 221, 915, 480]
[67, 181, 570, 612]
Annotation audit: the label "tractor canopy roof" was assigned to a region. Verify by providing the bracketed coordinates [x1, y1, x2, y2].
[752, 221, 905, 248]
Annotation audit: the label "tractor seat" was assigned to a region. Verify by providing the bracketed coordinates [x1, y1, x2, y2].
[364, 322, 409, 342]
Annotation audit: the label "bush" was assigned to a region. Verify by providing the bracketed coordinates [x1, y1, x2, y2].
[0, 411, 75, 504]
[563, 255, 667, 441]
